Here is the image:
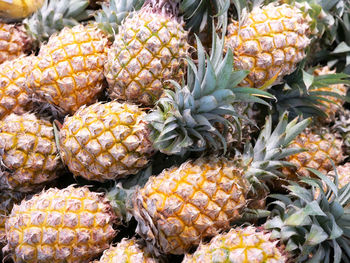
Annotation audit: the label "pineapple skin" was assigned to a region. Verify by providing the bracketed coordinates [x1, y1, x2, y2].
[0, 56, 33, 120]
[59, 101, 154, 182]
[3, 186, 117, 263]
[95, 238, 158, 263]
[0, 191, 25, 248]
[225, 3, 310, 88]
[0, 113, 62, 192]
[0, 24, 30, 65]
[104, 7, 189, 106]
[28, 25, 108, 115]
[0, 0, 44, 19]
[183, 226, 287, 263]
[282, 128, 344, 180]
[328, 163, 350, 189]
[313, 66, 347, 123]
[134, 157, 247, 255]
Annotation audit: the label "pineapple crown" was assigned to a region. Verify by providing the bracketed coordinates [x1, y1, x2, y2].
[265, 169, 350, 263]
[179, 0, 229, 32]
[23, 0, 90, 48]
[270, 67, 350, 121]
[242, 112, 311, 192]
[146, 32, 273, 155]
[94, 0, 144, 38]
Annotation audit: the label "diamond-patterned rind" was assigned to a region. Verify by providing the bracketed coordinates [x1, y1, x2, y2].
[96, 238, 158, 263]
[134, 157, 247, 255]
[282, 128, 344, 180]
[4, 186, 116, 263]
[59, 101, 154, 182]
[0, 113, 62, 192]
[28, 25, 108, 114]
[104, 8, 189, 106]
[225, 3, 310, 88]
[0, 56, 33, 120]
[0, 24, 29, 65]
[183, 226, 287, 263]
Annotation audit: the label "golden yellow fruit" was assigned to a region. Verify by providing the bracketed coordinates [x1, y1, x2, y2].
[0, 0, 44, 19]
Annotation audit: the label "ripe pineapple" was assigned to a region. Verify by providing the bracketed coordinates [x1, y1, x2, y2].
[225, 3, 311, 88]
[182, 226, 287, 262]
[0, 113, 62, 192]
[0, 0, 90, 65]
[104, 0, 189, 106]
[0, 0, 44, 19]
[133, 113, 310, 255]
[0, 191, 25, 248]
[59, 101, 154, 182]
[312, 66, 348, 123]
[0, 56, 34, 120]
[328, 163, 350, 189]
[3, 186, 118, 263]
[282, 127, 344, 181]
[185, 174, 350, 263]
[94, 238, 158, 263]
[58, 34, 272, 182]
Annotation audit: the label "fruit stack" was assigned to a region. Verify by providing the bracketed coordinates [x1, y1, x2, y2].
[0, 0, 349, 262]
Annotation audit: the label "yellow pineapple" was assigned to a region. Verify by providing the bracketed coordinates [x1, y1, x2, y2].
[59, 101, 154, 182]
[225, 3, 311, 88]
[0, 56, 34, 120]
[104, 1, 189, 106]
[312, 66, 348, 123]
[0, 0, 90, 65]
[3, 186, 118, 263]
[0, 191, 25, 248]
[133, 114, 310, 255]
[182, 226, 287, 263]
[94, 238, 158, 263]
[282, 128, 344, 181]
[0, 113, 63, 192]
[0, 0, 44, 19]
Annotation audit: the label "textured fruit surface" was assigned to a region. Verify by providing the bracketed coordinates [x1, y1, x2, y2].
[313, 66, 347, 123]
[95, 238, 158, 263]
[59, 101, 154, 182]
[183, 226, 287, 263]
[225, 3, 310, 88]
[282, 128, 344, 180]
[104, 7, 189, 106]
[0, 113, 62, 192]
[4, 186, 116, 263]
[0, 56, 33, 120]
[28, 25, 108, 114]
[134, 157, 247, 255]
[0, 191, 25, 247]
[328, 163, 350, 189]
[0, 24, 29, 65]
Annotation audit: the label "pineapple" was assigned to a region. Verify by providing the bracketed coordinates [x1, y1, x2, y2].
[328, 163, 350, 189]
[0, 0, 90, 65]
[282, 127, 344, 181]
[182, 226, 286, 262]
[94, 238, 158, 263]
[59, 101, 154, 182]
[184, 173, 350, 263]
[312, 66, 348, 123]
[0, 113, 63, 192]
[0, 191, 25, 248]
[133, 113, 310, 255]
[104, 0, 190, 106]
[0, 0, 44, 19]
[225, 3, 311, 88]
[57, 34, 272, 182]
[0, 56, 34, 120]
[28, 0, 144, 115]
[3, 186, 118, 263]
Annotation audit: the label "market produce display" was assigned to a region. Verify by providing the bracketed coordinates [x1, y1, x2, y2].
[0, 0, 349, 262]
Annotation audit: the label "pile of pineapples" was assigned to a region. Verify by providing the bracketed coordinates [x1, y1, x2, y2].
[0, 0, 350, 262]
